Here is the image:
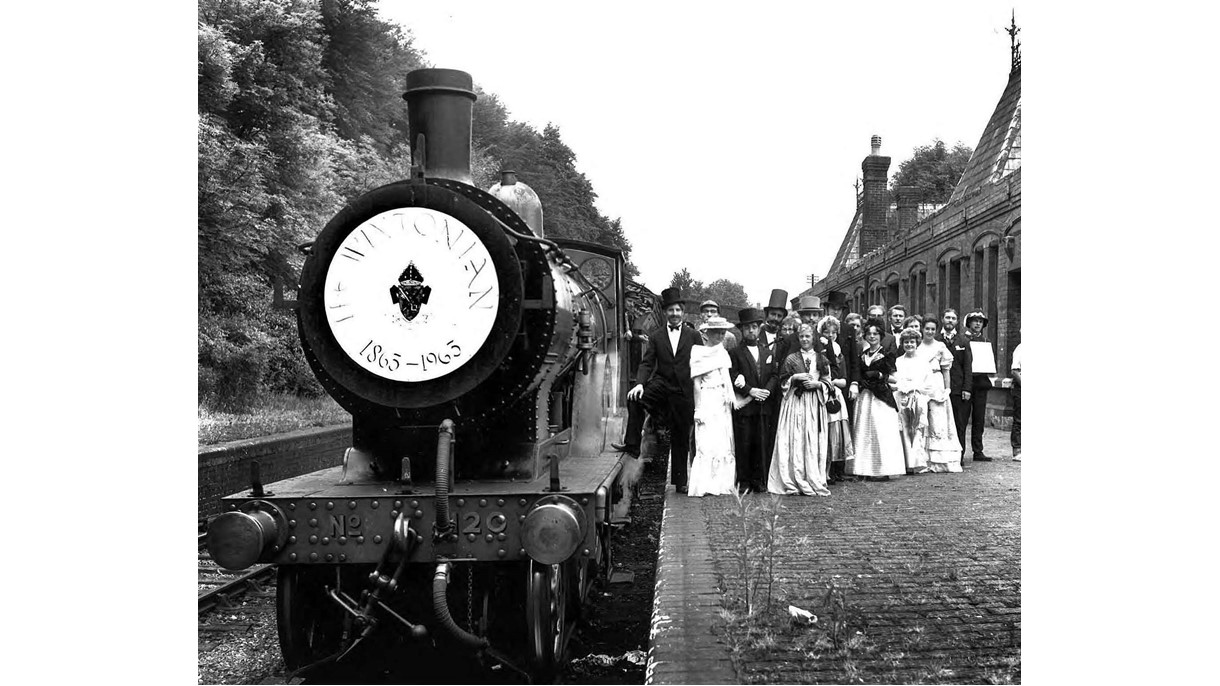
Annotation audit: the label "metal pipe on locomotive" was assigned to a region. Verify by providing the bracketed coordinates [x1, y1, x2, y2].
[206, 68, 636, 679]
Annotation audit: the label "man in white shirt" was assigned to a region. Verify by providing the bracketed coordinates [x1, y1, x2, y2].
[627, 288, 702, 493]
[760, 289, 789, 353]
[729, 308, 779, 491]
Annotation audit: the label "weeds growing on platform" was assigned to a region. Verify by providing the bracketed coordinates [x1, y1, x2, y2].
[713, 493, 1022, 683]
[722, 489, 788, 617]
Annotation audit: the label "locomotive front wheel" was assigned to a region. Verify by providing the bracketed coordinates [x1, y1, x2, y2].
[276, 565, 350, 671]
[526, 560, 571, 676]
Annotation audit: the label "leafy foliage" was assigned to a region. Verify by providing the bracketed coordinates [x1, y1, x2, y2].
[198, 0, 637, 411]
[668, 269, 751, 311]
[889, 138, 973, 204]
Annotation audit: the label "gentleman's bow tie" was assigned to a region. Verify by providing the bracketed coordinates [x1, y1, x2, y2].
[669, 325, 681, 331]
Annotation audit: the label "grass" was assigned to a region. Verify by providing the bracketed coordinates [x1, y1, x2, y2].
[198, 393, 350, 446]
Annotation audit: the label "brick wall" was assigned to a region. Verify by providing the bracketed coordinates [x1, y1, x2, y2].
[198, 424, 352, 520]
[817, 173, 1021, 423]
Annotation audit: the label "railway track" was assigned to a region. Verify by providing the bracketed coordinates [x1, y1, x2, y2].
[198, 530, 276, 616]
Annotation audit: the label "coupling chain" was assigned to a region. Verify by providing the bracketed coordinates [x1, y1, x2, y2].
[466, 563, 475, 634]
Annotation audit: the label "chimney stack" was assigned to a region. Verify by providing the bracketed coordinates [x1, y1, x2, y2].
[895, 185, 920, 236]
[860, 135, 891, 256]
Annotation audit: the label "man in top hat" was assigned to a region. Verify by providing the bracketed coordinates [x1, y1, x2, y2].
[759, 289, 788, 357]
[627, 288, 703, 493]
[728, 307, 780, 492]
[962, 309, 994, 461]
[776, 295, 824, 364]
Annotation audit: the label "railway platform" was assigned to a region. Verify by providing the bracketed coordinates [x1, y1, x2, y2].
[646, 425, 1021, 685]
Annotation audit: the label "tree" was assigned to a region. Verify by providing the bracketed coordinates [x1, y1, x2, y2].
[704, 279, 751, 311]
[669, 268, 704, 297]
[889, 139, 973, 204]
[198, 0, 643, 409]
[667, 270, 749, 311]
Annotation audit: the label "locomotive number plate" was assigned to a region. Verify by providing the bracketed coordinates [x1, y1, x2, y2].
[459, 510, 511, 537]
[323, 207, 500, 382]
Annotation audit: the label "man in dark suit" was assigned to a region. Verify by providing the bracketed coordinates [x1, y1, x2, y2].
[962, 310, 994, 461]
[936, 308, 974, 460]
[626, 288, 702, 493]
[887, 305, 907, 340]
[759, 289, 788, 359]
[728, 308, 779, 492]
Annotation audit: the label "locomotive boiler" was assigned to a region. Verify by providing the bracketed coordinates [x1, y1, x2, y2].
[206, 68, 641, 679]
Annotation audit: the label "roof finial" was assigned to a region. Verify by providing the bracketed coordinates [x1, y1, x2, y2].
[1007, 10, 1021, 72]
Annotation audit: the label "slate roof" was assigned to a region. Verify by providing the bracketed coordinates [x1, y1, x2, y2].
[947, 67, 1022, 204]
[827, 206, 864, 275]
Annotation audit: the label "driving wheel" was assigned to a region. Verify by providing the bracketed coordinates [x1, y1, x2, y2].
[526, 560, 570, 677]
[276, 565, 350, 670]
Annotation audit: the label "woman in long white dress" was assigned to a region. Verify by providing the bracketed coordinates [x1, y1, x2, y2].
[846, 320, 907, 480]
[894, 329, 937, 473]
[915, 318, 962, 472]
[687, 316, 737, 497]
[768, 324, 832, 496]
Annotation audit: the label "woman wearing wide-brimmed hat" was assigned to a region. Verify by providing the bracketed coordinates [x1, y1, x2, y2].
[686, 316, 737, 497]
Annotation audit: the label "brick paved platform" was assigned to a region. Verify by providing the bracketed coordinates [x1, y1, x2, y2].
[647, 426, 1020, 684]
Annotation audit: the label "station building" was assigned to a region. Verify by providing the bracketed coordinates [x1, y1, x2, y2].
[811, 53, 1021, 427]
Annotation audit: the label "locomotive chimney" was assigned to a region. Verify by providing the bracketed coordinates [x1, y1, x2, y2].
[402, 68, 478, 184]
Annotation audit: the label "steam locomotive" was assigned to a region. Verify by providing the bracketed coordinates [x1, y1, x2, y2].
[206, 68, 648, 680]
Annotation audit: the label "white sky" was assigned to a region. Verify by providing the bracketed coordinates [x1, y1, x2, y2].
[378, 0, 1023, 307]
[9, 5, 1220, 680]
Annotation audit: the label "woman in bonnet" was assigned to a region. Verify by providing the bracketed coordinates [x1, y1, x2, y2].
[687, 316, 737, 497]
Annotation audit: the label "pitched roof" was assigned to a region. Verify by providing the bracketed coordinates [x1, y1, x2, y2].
[947, 67, 1022, 204]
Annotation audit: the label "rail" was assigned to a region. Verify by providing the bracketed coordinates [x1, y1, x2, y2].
[198, 531, 276, 615]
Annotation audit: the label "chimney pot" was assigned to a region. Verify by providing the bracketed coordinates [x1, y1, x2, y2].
[870, 135, 882, 156]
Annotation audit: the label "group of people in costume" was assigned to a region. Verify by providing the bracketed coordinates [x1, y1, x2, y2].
[618, 287, 1022, 497]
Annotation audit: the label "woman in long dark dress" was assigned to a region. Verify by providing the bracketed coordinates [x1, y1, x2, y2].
[846, 320, 906, 480]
